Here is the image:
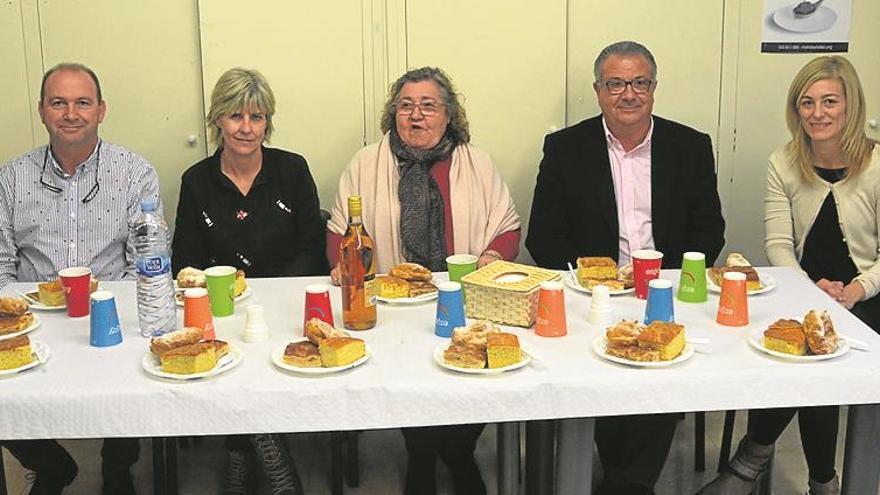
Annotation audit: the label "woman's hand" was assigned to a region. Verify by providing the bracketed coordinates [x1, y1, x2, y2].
[816, 278, 844, 301]
[840, 280, 866, 310]
[330, 263, 342, 286]
[478, 250, 503, 268]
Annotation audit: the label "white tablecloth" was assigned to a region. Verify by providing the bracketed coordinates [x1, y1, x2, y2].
[1, 267, 879, 440]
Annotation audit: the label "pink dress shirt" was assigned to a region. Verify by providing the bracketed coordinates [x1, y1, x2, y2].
[604, 117, 655, 267]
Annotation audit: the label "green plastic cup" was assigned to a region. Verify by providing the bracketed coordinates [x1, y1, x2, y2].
[677, 252, 708, 303]
[446, 254, 479, 283]
[205, 265, 237, 317]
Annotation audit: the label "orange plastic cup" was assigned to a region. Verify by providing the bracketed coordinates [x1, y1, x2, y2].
[535, 281, 567, 337]
[716, 272, 749, 327]
[183, 288, 215, 339]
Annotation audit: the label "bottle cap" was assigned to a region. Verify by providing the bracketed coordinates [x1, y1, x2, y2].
[140, 197, 158, 212]
[347, 196, 362, 216]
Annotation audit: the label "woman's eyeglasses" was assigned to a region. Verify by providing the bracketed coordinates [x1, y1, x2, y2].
[40, 143, 101, 204]
[395, 100, 445, 116]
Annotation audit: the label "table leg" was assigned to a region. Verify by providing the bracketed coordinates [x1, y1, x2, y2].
[0, 446, 7, 495]
[151, 437, 166, 495]
[497, 422, 520, 495]
[525, 420, 555, 495]
[330, 432, 343, 495]
[165, 438, 178, 495]
[842, 404, 880, 495]
[556, 417, 595, 495]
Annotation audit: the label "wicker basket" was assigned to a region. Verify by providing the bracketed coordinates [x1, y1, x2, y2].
[460, 260, 561, 327]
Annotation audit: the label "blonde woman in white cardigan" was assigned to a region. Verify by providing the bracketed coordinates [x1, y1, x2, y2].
[700, 56, 878, 495]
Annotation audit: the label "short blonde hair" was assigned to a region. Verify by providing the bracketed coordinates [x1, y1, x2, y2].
[785, 56, 875, 180]
[207, 68, 276, 147]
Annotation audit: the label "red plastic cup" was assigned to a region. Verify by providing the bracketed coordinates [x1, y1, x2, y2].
[59, 267, 92, 317]
[303, 284, 334, 330]
[183, 288, 215, 339]
[535, 281, 567, 337]
[631, 249, 664, 300]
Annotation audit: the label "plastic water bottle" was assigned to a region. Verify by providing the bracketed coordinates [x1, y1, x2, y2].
[131, 198, 177, 337]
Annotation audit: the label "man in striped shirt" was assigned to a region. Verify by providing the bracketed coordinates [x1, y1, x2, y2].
[0, 63, 160, 494]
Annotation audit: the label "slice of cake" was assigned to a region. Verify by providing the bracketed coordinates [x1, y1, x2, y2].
[0, 335, 33, 370]
[377, 275, 410, 298]
[443, 344, 487, 369]
[159, 342, 216, 374]
[233, 270, 247, 298]
[390, 262, 432, 281]
[150, 327, 204, 357]
[803, 310, 838, 355]
[582, 278, 626, 291]
[486, 332, 521, 368]
[576, 257, 617, 285]
[37, 280, 66, 306]
[0, 313, 35, 335]
[283, 341, 321, 367]
[709, 266, 761, 291]
[637, 322, 685, 361]
[319, 337, 366, 367]
[763, 319, 807, 355]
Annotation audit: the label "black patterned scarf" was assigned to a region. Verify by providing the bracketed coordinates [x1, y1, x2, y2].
[390, 129, 456, 271]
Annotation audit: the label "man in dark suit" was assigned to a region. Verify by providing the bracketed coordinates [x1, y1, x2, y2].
[526, 41, 725, 494]
[527, 43, 724, 271]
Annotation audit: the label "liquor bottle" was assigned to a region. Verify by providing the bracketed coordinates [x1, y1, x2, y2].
[339, 196, 377, 330]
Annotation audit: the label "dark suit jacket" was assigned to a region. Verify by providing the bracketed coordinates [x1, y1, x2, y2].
[526, 115, 725, 270]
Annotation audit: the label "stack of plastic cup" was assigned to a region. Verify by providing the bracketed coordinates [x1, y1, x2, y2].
[243, 304, 269, 342]
[588, 285, 613, 327]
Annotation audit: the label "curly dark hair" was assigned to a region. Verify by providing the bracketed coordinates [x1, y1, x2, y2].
[379, 66, 470, 144]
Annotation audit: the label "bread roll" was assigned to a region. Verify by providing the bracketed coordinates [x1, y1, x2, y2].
[304, 318, 346, 345]
[0, 297, 29, 317]
[390, 262, 432, 282]
[803, 310, 838, 355]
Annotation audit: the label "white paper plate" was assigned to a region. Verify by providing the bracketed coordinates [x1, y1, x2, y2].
[772, 4, 837, 33]
[271, 339, 370, 374]
[21, 291, 66, 311]
[706, 269, 777, 295]
[142, 344, 242, 380]
[748, 327, 850, 362]
[563, 272, 633, 296]
[0, 313, 41, 341]
[433, 342, 531, 374]
[0, 340, 49, 376]
[377, 292, 438, 305]
[175, 288, 252, 307]
[592, 337, 694, 368]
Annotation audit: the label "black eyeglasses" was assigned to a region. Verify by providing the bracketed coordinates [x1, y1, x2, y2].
[601, 78, 654, 95]
[40, 143, 101, 203]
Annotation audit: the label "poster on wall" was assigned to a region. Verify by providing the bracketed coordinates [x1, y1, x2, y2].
[762, 0, 851, 53]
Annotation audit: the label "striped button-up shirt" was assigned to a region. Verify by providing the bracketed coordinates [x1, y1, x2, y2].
[0, 140, 162, 287]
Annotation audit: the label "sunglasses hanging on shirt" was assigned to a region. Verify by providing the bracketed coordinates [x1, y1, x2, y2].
[39, 142, 101, 203]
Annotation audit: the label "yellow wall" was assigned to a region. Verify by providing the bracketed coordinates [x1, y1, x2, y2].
[1, 0, 878, 266]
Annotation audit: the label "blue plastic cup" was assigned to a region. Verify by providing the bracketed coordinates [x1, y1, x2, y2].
[644, 279, 675, 324]
[90, 291, 123, 347]
[435, 281, 466, 338]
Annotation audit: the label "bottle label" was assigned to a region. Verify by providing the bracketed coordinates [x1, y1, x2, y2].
[137, 255, 171, 277]
[364, 275, 378, 306]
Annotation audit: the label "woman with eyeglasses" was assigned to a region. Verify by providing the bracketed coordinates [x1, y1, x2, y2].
[699, 56, 879, 495]
[326, 67, 521, 494]
[172, 67, 327, 495]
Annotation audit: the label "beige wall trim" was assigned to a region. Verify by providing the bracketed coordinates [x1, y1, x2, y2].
[361, 0, 408, 145]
